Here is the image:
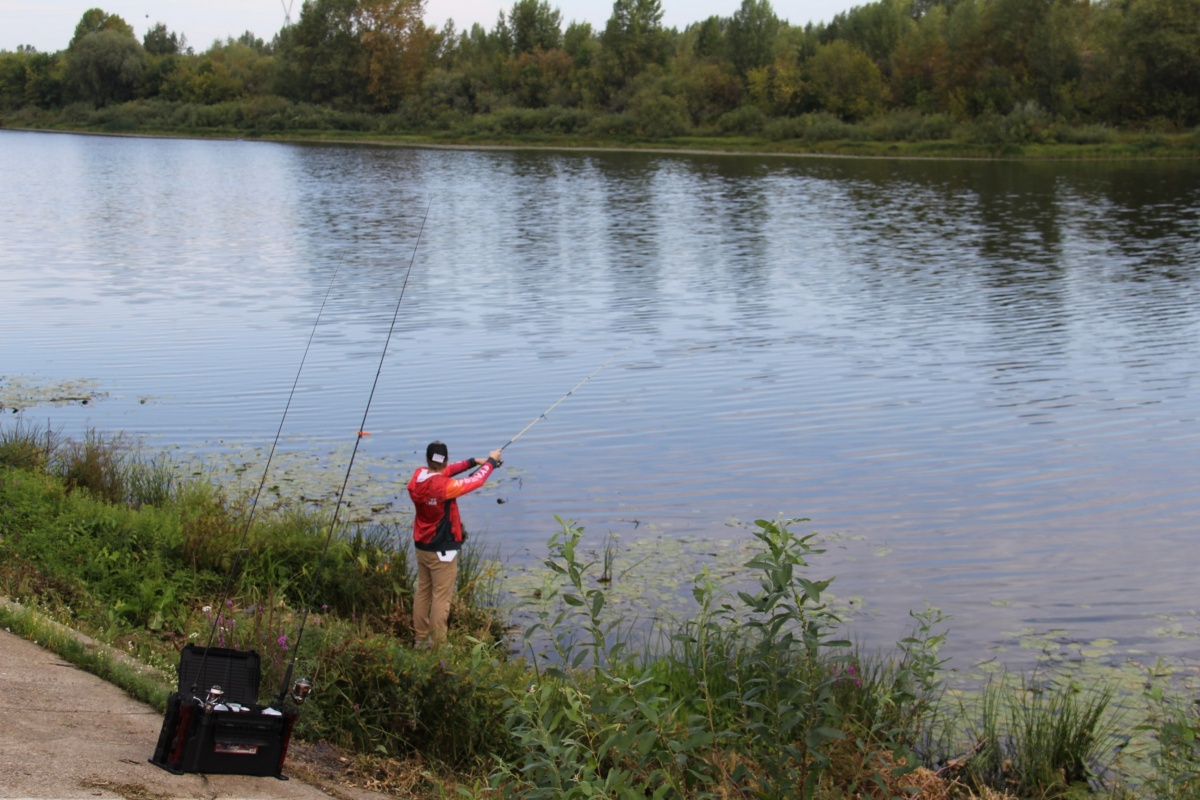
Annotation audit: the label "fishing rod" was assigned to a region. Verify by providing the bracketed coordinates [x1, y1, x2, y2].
[192, 260, 344, 696]
[499, 347, 628, 452]
[274, 199, 432, 706]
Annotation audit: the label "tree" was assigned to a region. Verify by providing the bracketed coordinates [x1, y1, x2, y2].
[1118, 0, 1200, 125]
[234, 31, 271, 54]
[564, 21, 599, 68]
[25, 51, 67, 108]
[0, 51, 27, 110]
[600, 0, 667, 88]
[141, 51, 186, 100]
[889, 4, 949, 111]
[67, 29, 144, 106]
[830, 0, 914, 71]
[692, 15, 725, 60]
[938, 0, 990, 116]
[185, 57, 244, 103]
[275, 0, 365, 105]
[511, 47, 574, 106]
[806, 39, 886, 120]
[746, 57, 805, 116]
[1025, 0, 1084, 115]
[506, 0, 563, 55]
[726, 0, 781, 77]
[354, 0, 431, 110]
[71, 8, 134, 49]
[143, 22, 186, 56]
[678, 60, 743, 123]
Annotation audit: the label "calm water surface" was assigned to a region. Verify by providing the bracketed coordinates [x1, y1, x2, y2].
[2, 130, 1198, 670]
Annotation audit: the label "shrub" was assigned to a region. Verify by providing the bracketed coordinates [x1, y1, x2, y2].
[966, 102, 1055, 148]
[308, 632, 520, 767]
[494, 106, 546, 134]
[544, 106, 593, 134]
[716, 105, 767, 136]
[866, 110, 956, 142]
[801, 112, 862, 143]
[586, 112, 638, 138]
[630, 93, 691, 139]
[1051, 123, 1117, 145]
[764, 115, 807, 141]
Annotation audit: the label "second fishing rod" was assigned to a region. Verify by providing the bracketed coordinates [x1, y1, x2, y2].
[274, 199, 432, 705]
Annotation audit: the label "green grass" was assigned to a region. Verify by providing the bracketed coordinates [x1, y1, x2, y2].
[0, 598, 173, 712]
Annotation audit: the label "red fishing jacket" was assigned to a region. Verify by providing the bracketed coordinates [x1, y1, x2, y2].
[407, 458, 497, 553]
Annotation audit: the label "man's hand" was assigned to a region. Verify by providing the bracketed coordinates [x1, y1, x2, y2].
[489, 449, 503, 465]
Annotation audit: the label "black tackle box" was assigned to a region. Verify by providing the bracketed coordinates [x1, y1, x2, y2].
[150, 644, 297, 778]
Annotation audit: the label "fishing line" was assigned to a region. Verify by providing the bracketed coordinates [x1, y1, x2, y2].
[499, 346, 629, 453]
[192, 260, 344, 694]
[275, 198, 433, 704]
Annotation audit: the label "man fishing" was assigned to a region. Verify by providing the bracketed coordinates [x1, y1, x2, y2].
[407, 441, 503, 646]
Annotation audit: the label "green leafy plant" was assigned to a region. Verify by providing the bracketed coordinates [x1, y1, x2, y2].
[492, 517, 691, 798]
[493, 517, 951, 799]
[1136, 664, 1200, 800]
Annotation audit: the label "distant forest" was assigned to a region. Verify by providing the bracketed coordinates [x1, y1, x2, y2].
[2, 0, 1198, 142]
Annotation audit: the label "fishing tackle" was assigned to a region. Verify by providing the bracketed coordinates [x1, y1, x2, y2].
[499, 348, 627, 452]
[191, 260, 344, 696]
[274, 199, 433, 705]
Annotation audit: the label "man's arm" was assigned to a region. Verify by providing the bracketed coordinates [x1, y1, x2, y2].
[445, 450, 503, 499]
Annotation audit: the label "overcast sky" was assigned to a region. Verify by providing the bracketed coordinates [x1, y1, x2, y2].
[3, 0, 861, 52]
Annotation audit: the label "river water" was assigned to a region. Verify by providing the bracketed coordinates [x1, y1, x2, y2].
[2, 129, 1197, 672]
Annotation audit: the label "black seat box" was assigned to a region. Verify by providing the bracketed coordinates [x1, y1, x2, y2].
[150, 645, 297, 778]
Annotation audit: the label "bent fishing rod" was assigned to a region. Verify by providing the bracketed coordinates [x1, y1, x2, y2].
[275, 199, 433, 706]
[499, 347, 628, 453]
[193, 260, 344, 696]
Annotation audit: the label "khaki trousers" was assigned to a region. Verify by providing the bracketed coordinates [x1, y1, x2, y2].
[414, 549, 458, 644]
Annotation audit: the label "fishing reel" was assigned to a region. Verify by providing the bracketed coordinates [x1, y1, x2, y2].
[289, 678, 313, 705]
[201, 685, 226, 712]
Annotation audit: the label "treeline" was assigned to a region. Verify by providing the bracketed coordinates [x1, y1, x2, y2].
[2, 0, 1198, 139]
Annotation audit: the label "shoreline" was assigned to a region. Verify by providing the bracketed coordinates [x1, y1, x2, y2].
[5, 121, 1199, 162]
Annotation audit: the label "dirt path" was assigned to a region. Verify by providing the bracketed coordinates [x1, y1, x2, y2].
[0, 627, 389, 800]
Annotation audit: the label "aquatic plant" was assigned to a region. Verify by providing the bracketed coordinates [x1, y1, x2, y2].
[1135, 663, 1200, 800]
[960, 671, 1121, 797]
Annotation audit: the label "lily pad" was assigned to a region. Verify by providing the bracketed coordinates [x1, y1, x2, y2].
[0, 376, 106, 411]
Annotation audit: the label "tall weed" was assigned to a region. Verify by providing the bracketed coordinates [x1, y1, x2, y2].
[0, 418, 59, 470]
[57, 428, 130, 503]
[493, 517, 951, 799]
[962, 672, 1120, 797]
[125, 452, 177, 507]
[493, 518, 691, 797]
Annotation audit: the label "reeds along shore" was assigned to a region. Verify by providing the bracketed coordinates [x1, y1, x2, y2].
[1, 420, 1198, 798]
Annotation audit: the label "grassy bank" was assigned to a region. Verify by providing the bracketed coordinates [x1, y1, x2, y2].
[2, 419, 1198, 798]
[4, 100, 1200, 160]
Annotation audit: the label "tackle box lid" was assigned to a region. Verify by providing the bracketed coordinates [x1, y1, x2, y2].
[176, 644, 261, 706]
